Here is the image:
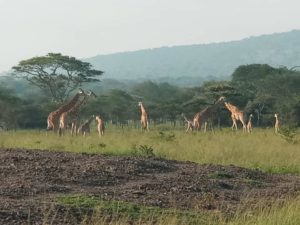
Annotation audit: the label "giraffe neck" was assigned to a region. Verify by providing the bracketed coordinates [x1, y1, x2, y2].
[140, 104, 146, 114]
[56, 93, 81, 114]
[224, 102, 236, 113]
[68, 94, 89, 114]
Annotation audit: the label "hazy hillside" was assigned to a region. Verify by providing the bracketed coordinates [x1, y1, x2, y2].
[85, 30, 300, 86]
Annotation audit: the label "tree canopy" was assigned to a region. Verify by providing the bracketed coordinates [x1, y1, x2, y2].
[12, 53, 103, 102]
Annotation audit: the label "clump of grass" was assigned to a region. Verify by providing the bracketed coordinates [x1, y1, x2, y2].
[228, 196, 300, 225]
[279, 126, 299, 144]
[131, 144, 155, 157]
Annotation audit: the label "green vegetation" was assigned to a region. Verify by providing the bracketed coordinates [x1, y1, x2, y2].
[1, 128, 299, 175]
[53, 194, 300, 225]
[12, 53, 103, 102]
[1, 63, 300, 130]
[56, 195, 216, 224]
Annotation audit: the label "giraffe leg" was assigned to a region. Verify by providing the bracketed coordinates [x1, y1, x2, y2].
[71, 123, 75, 136]
[231, 121, 235, 130]
[232, 119, 237, 130]
[210, 122, 215, 134]
[240, 121, 246, 132]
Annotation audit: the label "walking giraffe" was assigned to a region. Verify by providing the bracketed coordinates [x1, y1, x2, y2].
[274, 113, 280, 134]
[181, 113, 194, 132]
[138, 102, 149, 131]
[58, 90, 96, 136]
[223, 100, 246, 132]
[246, 114, 254, 133]
[77, 115, 95, 136]
[193, 96, 226, 132]
[47, 89, 85, 133]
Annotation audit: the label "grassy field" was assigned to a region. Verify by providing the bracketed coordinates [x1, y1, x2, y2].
[1, 126, 299, 174]
[1, 126, 300, 224]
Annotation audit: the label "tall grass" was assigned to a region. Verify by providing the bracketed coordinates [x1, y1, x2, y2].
[0, 126, 299, 174]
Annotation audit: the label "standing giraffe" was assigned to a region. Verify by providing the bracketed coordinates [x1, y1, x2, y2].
[47, 89, 85, 133]
[58, 91, 96, 136]
[95, 115, 105, 137]
[77, 115, 95, 136]
[138, 102, 149, 131]
[193, 96, 226, 132]
[223, 100, 246, 132]
[246, 114, 254, 133]
[181, 113, 194, 132]
[274, 113, 280, 134]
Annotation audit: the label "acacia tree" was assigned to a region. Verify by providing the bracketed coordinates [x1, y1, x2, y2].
[12, 53, 103, 102]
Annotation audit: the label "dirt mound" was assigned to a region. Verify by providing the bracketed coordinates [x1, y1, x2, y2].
[1, 148, 300, 224]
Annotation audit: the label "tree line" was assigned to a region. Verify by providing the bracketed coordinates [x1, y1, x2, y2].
[0, 54, 299, 130]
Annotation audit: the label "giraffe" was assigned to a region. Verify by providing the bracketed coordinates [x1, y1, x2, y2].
[77, 115, 95, 136]
[246, 114, 254, 133]
[58, 90, 96, 136]
[274, 113, 280, 134]
[138, 102, 149, 131]
[223, 100, 246, 132]
[47, 89, 85, 133]
[181, 113, 194, 132]
[193, 96, 226, 132]
[95, 115, 105, 137]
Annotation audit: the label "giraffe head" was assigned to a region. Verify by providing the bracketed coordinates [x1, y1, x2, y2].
[78, 88, 84, 95]
[95, 115, 102, 122]
[87, 90, 97, 98]
[274, 113, 278, 118]
[217, 96, 226, 102]
[138, 102, 143, 107]
[249, 114, 253, 118]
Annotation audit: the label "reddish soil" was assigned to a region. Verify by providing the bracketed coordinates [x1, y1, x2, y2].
[1, 148, 300, 224]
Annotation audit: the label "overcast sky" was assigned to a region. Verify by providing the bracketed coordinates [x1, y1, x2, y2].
[0, 0, 299, 72]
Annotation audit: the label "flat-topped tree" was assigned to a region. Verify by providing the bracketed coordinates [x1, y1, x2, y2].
[12, 53, 103, 103]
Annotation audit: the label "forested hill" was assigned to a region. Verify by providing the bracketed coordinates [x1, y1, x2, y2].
[85, 30, 300, 86]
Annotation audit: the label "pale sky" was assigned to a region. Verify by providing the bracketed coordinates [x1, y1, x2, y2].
[0, 0, 299, 72]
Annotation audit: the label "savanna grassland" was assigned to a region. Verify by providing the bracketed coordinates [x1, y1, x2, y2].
[2, 126, 300, 174]
[1, 126, 300, 225]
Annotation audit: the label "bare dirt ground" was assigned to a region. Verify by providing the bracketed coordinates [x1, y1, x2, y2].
[1, 148, 300, 224]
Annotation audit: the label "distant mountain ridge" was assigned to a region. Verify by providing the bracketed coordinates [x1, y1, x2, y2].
[85, 30, 300, 86]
